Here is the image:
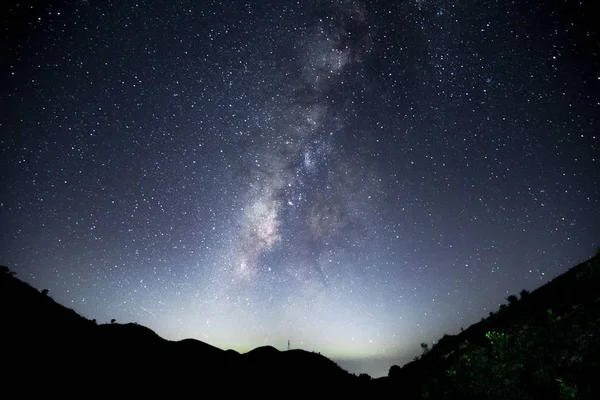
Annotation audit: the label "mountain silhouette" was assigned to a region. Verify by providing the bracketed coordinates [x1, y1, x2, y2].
[0, 265, 367, 395]
[384, 253, 600, 399]
[2, 254, 600, 397]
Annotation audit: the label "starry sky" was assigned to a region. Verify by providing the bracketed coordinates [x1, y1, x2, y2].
[1, 0, 598, 378]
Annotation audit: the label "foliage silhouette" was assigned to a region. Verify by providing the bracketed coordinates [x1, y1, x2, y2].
[506, 294, 518, 305]
[387, 254, 600, 399]
[1, 265, 16, 276]
[388, 364, 401, 379]
[358, 373, 372, 381]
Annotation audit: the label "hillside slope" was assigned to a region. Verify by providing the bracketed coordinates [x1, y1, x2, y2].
[0, 265, 363, 394]
[4, 254, 599, 397]
[386, 254, 600, 399]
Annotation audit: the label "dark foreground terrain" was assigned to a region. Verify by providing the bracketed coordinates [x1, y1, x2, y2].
[0, 264, 374, 396]
[2, 253, 600, 398]
[388, 253, 600, 399]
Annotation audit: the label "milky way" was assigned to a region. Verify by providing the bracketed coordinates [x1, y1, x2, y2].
[232, 1, 372, 281]
[1, 0, 598, 377]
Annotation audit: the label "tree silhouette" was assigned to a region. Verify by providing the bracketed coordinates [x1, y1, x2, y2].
[358, 373, 372, 381]
[41, 289, 49, 296]
[506, 294, 518, 305]
[111, 319, 116, 324]
[388, 364, 401, 379]
[519, 289, 530, 299]
[0, 265, 16, 276]
[421, 342, 429, 355]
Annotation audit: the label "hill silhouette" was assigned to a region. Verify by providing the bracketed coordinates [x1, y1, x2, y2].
[0, 265, 364, 395]
[2, 254, 600, 397]
[383, 253, 600, 399]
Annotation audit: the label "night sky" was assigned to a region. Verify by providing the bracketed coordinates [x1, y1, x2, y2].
[1, 0, 598, 378]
